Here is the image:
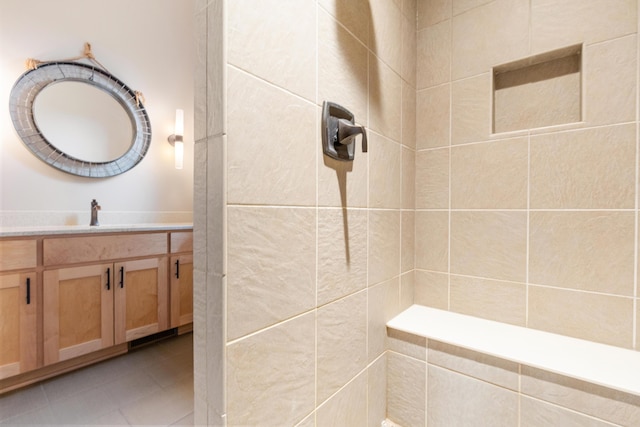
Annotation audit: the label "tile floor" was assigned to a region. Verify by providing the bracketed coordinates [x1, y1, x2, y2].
[0, 333, 194, 426]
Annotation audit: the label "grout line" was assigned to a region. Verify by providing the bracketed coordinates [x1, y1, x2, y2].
[633, 4, 640, 351]
[447, 8, 453, 311]
[527, 0, 532, 54]
[226, 63, 316, 107]
[318, 4, 368, 52]
[225, 309, 317, 347]
[314, 0, 319, 412]
[526, 130, 531, 328]
[415, 120, 638, 153]
[633, 11, 640, 350]
[413, 208, 638, 212]
[413, 268, 636, 299]
[586, 32, 638, 48]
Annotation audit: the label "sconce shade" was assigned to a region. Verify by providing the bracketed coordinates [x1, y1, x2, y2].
[174, 109, 184, 136]
[174, 139, 184, 169]
[168, 109, 184, 169]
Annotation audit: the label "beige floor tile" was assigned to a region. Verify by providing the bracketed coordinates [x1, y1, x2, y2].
[91, 409, 130, 426]
[0, 334, 194, 427]
[0, 384, 48, 422]
[42, 362, 119, 403]
[143, 357, 193, 389]
[171, 411, 195, 426]
[0, 406, 56, 426]
[49, 387, 119, 425]
[103, 372, 163, 408]
[120, 376, 193, 426]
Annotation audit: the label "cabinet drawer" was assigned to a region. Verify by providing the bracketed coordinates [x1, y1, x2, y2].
[170, 231, 193, 253]
[44, 233, 167, 265]
[0, 240, 37, 271]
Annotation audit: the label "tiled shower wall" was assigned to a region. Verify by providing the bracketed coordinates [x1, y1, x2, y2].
[415, 0, 639, 358]
[195, 0, 417, 425]
[384, 0, 640, 425]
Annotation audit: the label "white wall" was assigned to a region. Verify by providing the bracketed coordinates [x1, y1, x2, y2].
[0, 0, 194, 226]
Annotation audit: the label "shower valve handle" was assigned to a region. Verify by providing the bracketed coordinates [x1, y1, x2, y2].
[337, 119, 367, 153]
[321, 101, 367, 161]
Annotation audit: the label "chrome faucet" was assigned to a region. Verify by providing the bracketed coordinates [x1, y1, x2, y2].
[90, 199, 101, 226]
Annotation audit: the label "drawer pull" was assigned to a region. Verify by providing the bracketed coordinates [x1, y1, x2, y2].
[175, 260, 180, 279]
[26, 277, 31, 305]
[106, 268, 111, 290]
[119, 266, 124, 288]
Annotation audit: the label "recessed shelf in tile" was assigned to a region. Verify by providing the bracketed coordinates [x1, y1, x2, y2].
[493, 45, 582, 133]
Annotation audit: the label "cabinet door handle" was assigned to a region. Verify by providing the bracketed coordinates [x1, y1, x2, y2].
[119, 266, 124, 288]
[175, 260, 180, 279]
[26, 277, 31, 305]
[106, 268, 111, 290]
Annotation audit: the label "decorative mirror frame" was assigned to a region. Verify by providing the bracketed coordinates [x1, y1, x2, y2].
[9, 61, 151, 178]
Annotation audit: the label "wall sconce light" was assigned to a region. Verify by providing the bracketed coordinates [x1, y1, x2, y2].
[167, 109, 184, 169]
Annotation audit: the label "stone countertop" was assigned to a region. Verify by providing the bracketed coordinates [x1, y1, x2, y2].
[0, 223, 193, 238]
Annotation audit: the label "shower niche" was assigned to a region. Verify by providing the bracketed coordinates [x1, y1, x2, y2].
[493, 44, 582, 133]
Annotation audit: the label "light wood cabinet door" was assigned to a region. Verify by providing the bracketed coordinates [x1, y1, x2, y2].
[0, 272, 37, 380]
[43, 265, 114, 366]
[114, 258, 168, 344]
[170, 254, 193, 328]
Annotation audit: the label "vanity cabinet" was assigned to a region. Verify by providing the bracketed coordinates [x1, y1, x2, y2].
[0, 272, 38, 380]
[170, 232, 193, 328]
[0, 240, 38, 380]
[43, 264, 114, 365]
[0, 227, 192, 393]
[114, 258, 168, 344]
[170, 254, 193, 327]
[42, 234, 169, 366]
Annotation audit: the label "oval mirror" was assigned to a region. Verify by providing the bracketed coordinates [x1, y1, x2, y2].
[34, 81, 134, 162]
[9, 62, 151, 178]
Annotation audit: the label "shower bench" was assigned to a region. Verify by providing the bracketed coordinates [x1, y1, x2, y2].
[387, 305, 640, 397]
